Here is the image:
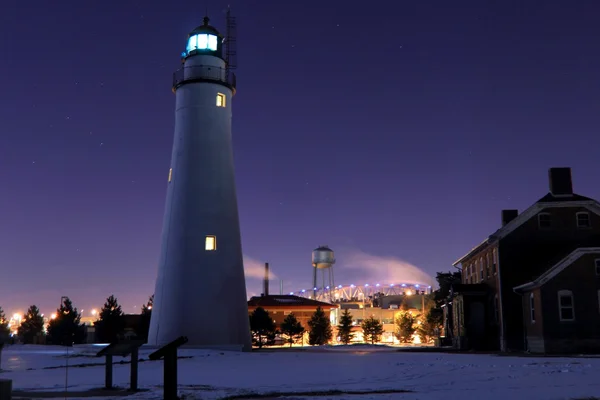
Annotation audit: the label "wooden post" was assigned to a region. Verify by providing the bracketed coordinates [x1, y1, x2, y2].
[105, 355, 113, 389]
[164, 351, 178, 400]
[0, 379, 12, 400]
[130, 347, 139, 391]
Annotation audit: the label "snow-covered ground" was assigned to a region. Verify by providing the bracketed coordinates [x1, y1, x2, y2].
[1, 344, 599, 399]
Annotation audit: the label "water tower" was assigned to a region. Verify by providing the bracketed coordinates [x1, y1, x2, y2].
[312, 246, 336, 301]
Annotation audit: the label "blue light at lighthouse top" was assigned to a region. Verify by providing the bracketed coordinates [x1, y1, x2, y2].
[183, 16, 223, 58]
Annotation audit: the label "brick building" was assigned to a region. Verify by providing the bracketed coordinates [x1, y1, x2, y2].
[451, 167, 600, 353]
[247, 295, 338, 331]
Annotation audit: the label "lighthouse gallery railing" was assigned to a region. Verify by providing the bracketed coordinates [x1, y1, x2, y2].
[172, 66, 236, 91]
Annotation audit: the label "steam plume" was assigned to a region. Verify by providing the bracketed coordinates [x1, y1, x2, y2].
[243, 255, 277, 280]
[339, 249, 435, 287]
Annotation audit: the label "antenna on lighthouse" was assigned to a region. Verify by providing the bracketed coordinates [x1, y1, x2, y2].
[225, 6, 237, 80]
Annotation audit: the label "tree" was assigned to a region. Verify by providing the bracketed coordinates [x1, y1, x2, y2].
[0, 307, 9, 369]
[0, 307, 9, 342]
[361, 316, 384, 344]
[279, 313, 304, 347]
[395, 311, 417, 344]
[417, 308, 440, 344]
[434, 271, 462, 305]
[429, 271, 461, 338]
[308, 306, 333, 346]
[17, 305, 45, 344]
[47, 297, 86, 345]
[142, 295, 153, 314]
[95, 295, 125, 343]
[249, 307, 276, 348]
[337, 309, 354, 345]
[136, 295, 154, 342]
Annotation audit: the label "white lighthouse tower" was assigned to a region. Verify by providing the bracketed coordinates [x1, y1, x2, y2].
[148, 15, 251, 351]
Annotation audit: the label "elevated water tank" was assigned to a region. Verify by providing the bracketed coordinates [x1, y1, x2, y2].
[312, 246, 335, 269]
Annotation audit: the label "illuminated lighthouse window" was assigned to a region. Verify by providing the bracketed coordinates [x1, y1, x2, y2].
[216, 93, 226, 107]
[187, 34, 218, 53]
[205, 235, 217, 251]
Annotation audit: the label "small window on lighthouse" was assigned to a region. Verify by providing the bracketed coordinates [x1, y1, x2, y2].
[216, 93, 226, 107]
[205, 235, 217, 251]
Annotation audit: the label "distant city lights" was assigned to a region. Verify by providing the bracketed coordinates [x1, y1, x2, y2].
[287, 282, 431, 297]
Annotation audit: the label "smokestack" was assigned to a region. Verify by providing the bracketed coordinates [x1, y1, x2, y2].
[549, 167, 573, 196]
[501, 209, 519, 226]
[280, 280, 283, 295]
[263, 263, 269, 296]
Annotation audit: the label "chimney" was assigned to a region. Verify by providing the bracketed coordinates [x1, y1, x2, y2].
[280, 280, 283, 295]
[549, 167, 573, 196]
[501, 209, 519, 226]
[263, 263, 269, 296]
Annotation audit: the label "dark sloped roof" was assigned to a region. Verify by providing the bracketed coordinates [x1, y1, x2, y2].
[514, 247, 600, 292]
[536, 192, 593, 203]
[248, 295, 336, 308]
[454, 192, 600, 265]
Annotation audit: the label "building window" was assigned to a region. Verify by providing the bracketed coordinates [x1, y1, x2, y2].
[205, 235, 217, 251]
[558, 290, 574, 321]
[494, 294, 499, 323]
[168, 168, 172, 182]
[492, 249, 497, 274]
[216, 93, 226, 107]
[538, 213, 551, 228]
[529, 293, 535, 323]
[596, 259, 600, 276]
[486, 254, 491, 278]
[576, 212, 591, 228]
[479, 258, 483, 281]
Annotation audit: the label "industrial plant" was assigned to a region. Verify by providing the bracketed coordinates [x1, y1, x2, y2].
[249, 246, 434, 345]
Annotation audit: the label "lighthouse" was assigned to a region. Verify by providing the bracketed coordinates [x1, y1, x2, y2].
[148, 15, 251, 351]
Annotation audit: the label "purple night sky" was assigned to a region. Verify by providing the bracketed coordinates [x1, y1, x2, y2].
[1, 1, 599, 317]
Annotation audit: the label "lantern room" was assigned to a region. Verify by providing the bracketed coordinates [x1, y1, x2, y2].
[183, 16, 224, 59]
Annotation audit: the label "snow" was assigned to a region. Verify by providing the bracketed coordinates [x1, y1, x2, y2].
[1, 344, 600, 399]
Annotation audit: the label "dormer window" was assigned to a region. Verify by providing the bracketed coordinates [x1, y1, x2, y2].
[538, 213, 551, 229]
[576, 212, 591, 228]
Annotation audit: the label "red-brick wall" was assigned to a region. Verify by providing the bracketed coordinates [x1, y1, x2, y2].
[538, 252, 600, 353]
[499, 206, 600, 350]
